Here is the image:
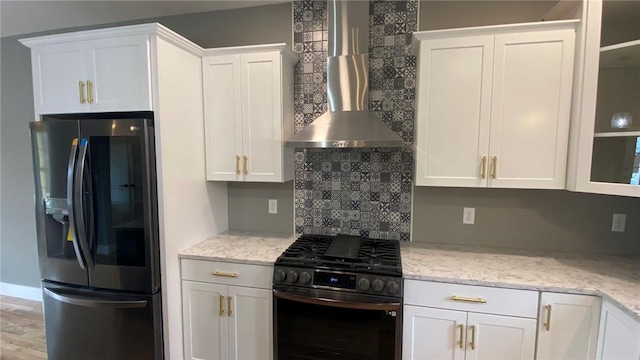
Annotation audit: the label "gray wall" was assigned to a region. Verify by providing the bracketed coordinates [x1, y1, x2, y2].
[1, 35, 41, 287]
[0, 3, 292, 288]
[412, 187, 640, 255]
[419, 1, 557, 31]
[228, 182, 294, 233]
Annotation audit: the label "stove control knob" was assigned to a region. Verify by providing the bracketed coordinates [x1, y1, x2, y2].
[372, 279, 385, 292]
[358, 278, 370, 291]
[386, 280, 400, 294]
[299, 271, 311, 284]
[287, 270, 299, 283]
[274, 269, 286, 282]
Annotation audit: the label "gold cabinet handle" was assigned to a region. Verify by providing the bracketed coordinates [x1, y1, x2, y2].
[243, 155, 248, 175]
[227, 296, 232, 317]
[469, 325, 476, 350]
[79, 81, 86, 104]
[491, 156, 497, 179]
[545, 304, 552, 331]
[480, 156, 487, 179]
[457, 324, 465, 349]
[219, 295, 225, 316]
[212, 271, 238, 278]
[451, 295, 487, 304]
[86, 80, 94, 104]
[236, 155, 241, 174]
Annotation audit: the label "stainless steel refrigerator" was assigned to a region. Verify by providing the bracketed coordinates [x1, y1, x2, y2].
[30, 112, 162, 360]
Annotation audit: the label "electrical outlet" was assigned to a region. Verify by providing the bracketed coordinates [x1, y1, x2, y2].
[268, 199, 278, 214]
[463, 207, 475, 225]
[612, 213, 626, 232]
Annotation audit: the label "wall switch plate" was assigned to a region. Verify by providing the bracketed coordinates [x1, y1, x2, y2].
[612, 213, 626, 232]
[463, 207, 475, 225]
[268, 199, 278, 214]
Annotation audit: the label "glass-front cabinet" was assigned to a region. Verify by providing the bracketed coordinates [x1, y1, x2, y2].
[568, 0, 640, 197]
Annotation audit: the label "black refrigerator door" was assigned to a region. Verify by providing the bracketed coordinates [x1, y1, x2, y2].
[42, 282, 162, 360]
[78, 118, 160, 293]
[30, 120, 89, 287]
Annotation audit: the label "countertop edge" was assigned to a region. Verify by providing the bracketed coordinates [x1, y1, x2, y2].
[178, 253, 276, 266]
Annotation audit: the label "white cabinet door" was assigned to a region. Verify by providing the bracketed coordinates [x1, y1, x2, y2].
[87, 34, 152, 112]
[203, 55, 243, 181]
[489, 29, 575, 189]
[537, 293, 601, 360]
[241, 52, 283, 182]
[414, 35, 493, 187]
[403, 305, 467, 360]
[28, 34, 152, 115]
[465, 313, 536, 360]
[596, 300, 640, 360]
[182, 281, 228, 360]
[30, 41, 88, 114]
[227, 286, 273, 360]
[413, 21, 576, 190]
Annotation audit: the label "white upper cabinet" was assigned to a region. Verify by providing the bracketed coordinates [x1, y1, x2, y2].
[203, 45, 298, 183]
[86, 35, 151, 113]
[22, 32, 152, 114]
[566, 0, 640, 197]
[413, 20, 578, 189]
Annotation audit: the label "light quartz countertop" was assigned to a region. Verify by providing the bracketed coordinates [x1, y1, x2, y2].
[179, 232, 640, 320]
[179, 231, 297, 265]
[402, 242, 640, 320]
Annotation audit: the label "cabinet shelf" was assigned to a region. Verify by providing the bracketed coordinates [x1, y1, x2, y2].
[594, 131, 640, 138]
[599, 39, 640, 68]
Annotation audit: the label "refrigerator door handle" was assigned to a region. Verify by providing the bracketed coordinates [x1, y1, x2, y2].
[44, 287, 148, 309]
[66, 138, 86, 270]
[74, 138, 95, 269]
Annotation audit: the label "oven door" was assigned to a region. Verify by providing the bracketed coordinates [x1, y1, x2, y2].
[273, 287, 402, 360]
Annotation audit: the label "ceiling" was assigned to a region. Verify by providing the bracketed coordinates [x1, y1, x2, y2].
[0, 0, 290, 38]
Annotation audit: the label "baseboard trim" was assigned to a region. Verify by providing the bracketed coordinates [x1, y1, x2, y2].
[0, 282, 42, 302]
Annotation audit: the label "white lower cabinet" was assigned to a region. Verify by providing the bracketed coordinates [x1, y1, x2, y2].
[403, 280, 538, 360]
[596, 300, 640, 360]
[403, 306, 536, 360]
[181, 260, 273, 360]
[536, 292, 601, 360]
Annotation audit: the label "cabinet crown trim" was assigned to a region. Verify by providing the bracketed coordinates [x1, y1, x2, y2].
[411, 19, 580, 54]
[19, 22, 202, 56]
[202, 43, 299, 63]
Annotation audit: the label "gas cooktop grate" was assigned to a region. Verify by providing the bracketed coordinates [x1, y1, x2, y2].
[276, 234, 402, 276]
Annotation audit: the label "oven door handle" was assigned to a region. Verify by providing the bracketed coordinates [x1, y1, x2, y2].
[273, 290, 400, 311]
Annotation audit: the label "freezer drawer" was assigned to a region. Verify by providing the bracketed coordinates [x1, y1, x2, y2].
[42, 283, 162, 360]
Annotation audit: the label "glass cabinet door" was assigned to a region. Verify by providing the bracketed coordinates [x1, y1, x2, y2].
[589, 0, 640, 186]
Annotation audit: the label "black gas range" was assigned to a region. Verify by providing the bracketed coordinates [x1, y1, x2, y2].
[273, 234, 403, 299]
[273, 234, 403, 360]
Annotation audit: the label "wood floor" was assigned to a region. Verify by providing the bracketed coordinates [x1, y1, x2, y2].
[0, 296, 46, 360]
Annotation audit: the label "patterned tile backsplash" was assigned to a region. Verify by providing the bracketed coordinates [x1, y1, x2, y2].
[293, 0, 417, 241]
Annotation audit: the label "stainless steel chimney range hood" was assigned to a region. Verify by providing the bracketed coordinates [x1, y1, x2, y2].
[286, 0, 405, 148]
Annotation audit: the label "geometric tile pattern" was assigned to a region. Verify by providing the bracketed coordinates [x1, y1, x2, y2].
[293, 0, 417, 241]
